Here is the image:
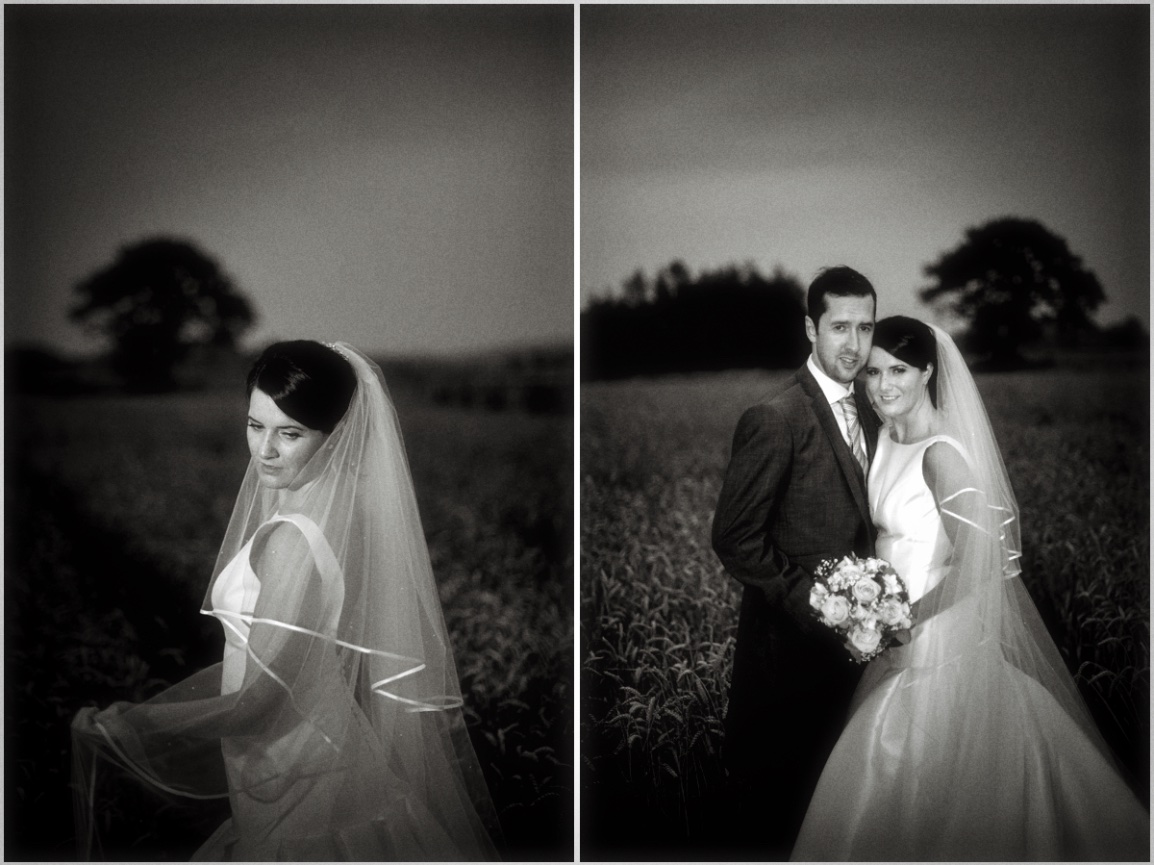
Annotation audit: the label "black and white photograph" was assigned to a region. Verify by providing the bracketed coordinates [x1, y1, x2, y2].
[7, 4, 572, 860]
[8, 2, 1153, 863]
[580, 4, 1149, 861]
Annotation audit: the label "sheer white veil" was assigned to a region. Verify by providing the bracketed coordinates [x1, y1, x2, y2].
[73, 341, 501, 859]
[205, 341, 476, 713]
[871, 323, 1140, 814]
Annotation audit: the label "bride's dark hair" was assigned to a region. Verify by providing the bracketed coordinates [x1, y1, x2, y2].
[246, 340, 357, 433]
[873, 316, 939, 407]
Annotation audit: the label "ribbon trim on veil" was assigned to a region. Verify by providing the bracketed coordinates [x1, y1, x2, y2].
[205, 609, 464, 713]
[205, 512, 464, 714]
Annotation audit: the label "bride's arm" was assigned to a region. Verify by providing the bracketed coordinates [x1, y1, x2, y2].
[71, 520, 345, 810]
[85, 520, 334, 740]
[912, 440, 985, 622]
[230, 519, 337, 730]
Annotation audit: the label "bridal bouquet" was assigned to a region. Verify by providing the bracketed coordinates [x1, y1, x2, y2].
[809, 554, 913, 663]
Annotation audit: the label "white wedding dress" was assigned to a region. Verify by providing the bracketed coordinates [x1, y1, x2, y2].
[792, 432, 1149, 861]
[72, 343, 500, 861]
[195, 513, 466, 861]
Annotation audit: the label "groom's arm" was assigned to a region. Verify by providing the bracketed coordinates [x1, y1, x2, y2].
[712, 404, 815, 631]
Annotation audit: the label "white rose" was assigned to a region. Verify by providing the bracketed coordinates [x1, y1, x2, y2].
[839, 559, 865, 582]
[877, 598, 906, 626]
[849, 625, 883, 655]
[852, 577, 881, 604]
[821, 595, 852, 627]
[809, 583, 830, 610]
[882, 572, 902, 595]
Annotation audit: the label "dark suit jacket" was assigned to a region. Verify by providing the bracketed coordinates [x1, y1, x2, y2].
[710, 362, 880, 854]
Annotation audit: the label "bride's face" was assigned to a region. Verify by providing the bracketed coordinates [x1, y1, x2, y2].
[864, 347, 933, 420]
[246, 388, 328, 490]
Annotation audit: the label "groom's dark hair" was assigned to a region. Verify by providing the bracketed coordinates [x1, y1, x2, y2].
[806, 266, 877, 325]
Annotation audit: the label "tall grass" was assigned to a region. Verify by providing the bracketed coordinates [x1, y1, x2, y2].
[8, 387, 572, 860]
[581, 365, 1149, 855]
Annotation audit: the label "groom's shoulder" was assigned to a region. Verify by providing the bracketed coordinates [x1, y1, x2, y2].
[751, 368, 808, 412]
[733, 370, 807, 428]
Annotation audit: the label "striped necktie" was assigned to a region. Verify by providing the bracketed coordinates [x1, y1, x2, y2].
[839, 395, 868, 475]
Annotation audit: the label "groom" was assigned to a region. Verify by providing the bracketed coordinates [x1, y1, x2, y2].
[711, 266, 881, 859]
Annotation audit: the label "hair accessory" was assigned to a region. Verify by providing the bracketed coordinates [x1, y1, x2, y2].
[324, 341, 349, 360]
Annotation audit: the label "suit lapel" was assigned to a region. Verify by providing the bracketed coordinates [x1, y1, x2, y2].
[798, 365, 871, 525]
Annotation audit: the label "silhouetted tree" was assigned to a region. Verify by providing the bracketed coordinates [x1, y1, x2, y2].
[622, 269, 650, 307]
[654, 260, 692, 305]
[582, 262, 808, 379]
[920, 218, 1105, 368]
[70, 237, 255, 391]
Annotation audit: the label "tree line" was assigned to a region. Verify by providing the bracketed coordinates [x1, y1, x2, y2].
[583, 217, 1147, 381]
[8, 217, 1148, 390]
[12, 236, 571, 411]
[582, 262, 811, 380]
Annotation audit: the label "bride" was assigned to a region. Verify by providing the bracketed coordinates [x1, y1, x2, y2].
[72, 340, 501, 860]
[792, 317, 1148, 861]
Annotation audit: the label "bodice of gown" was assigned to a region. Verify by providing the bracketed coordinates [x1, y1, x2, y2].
[210, 536, 261, 695]
[869, 432, 961, 603]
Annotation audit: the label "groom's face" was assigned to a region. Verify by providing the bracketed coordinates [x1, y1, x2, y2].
[806, 294, 875, 384]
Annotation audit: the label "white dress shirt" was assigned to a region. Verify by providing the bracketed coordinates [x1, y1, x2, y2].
[807, 354, 856, 449]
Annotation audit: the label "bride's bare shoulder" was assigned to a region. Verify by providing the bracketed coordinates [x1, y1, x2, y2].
[249, 518, 314, 579]
[921, 438, 975, 500]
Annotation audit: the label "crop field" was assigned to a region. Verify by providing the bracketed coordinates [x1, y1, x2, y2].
[7, 381, 573, 861]
[581, 361, 1149, 858]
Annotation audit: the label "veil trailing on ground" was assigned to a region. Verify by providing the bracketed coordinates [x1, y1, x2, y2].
[851, 324, 1147, 857]
[72, 343, 500, 860]
[907, 326, 1096, 732]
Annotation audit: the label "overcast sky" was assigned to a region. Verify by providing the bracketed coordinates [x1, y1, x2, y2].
[6, 4, 573, 358]
[582, 4, 1149, 328]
